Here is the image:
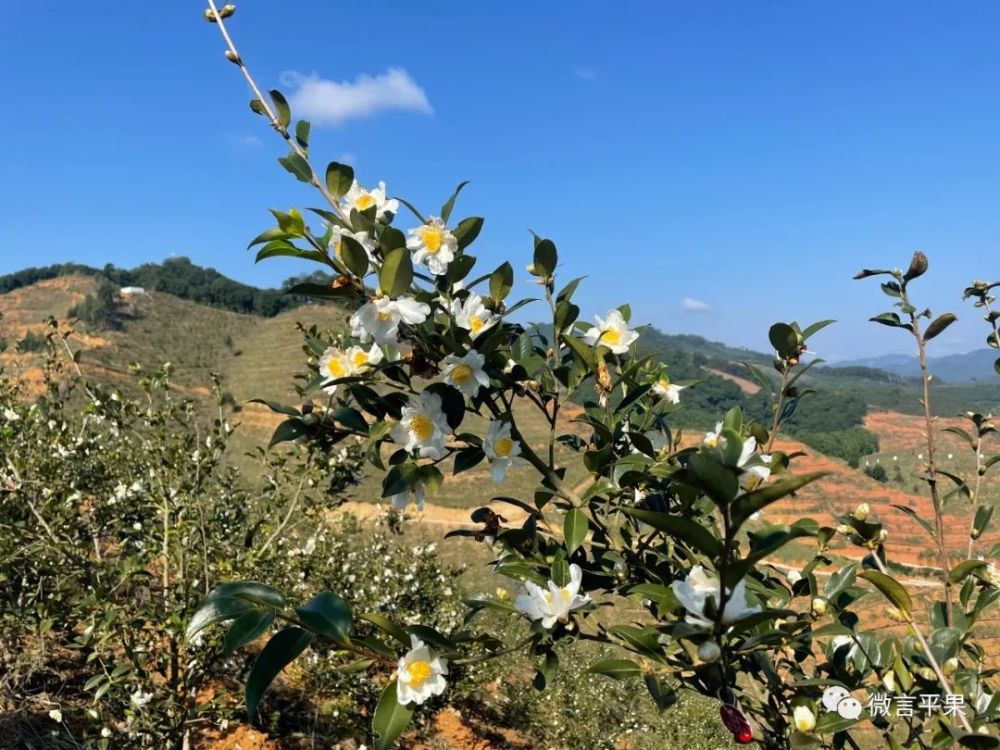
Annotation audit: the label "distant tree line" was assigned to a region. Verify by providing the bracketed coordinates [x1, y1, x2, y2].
[0, 257, 325, 317]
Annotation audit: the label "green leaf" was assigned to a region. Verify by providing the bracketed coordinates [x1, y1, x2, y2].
[326, 162, 355, 198]
[769, 323, 799, 359]
[224, 611, 276, 654]
[622, 508, 722, 558]
[247, 227, 291, 249]
[359, 613, 410, 646]
[379, 248, 414, 299]
[245, 627, 313, 718]
[903, 251, 929, 282]
[278, 152, 312, 183]
[853, 268, 893, 280]
[440, 181, 469, 224]
[869, 312, 910, 329]
[294, 120, 310, 149]
[587, 658, 642, 680]
[800, 319, 836, 341]
[563, 334, 595, 369]
[564, 509, 588, 554]
[533, 239, 558, 277]
[891, 504, 936, 541]
[210, 581, 286, 609]
[247, 399, 300, 417]
[858, 570, 912, 617]
[186, 596, 257, 641]
[489, 261, 514, 302]
[372, 681, 414, 750]
[269, 90, 291, 128]
[453, 216, 484, 250]
[296, 592, 353, 642]
[454, 446, 485, 474]
[339, 235, 370, 277]
[924, 312, 957, 342]
[730, 471, 829, 529]
[949, 559, 987, 584]
[284, 282, 356, 300]
[689, 453, 739, 504]
[269, 418, 307, 448]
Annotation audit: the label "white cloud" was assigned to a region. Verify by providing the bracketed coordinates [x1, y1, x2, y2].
[337, 152, 357, 166]
[574, 66, 598, 81]
[280, 68, 432, 126]
[681, 297, 709, 312]
[227, 133, 261, 148]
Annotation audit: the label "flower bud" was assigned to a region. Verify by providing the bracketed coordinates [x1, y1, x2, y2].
[221, 3, 236, 16]
[792, 704, 816, 733]
[204, 8, 218, 21]
[886, 606, 908, 623]
[811, 597, 828, 616]
[878, 529, 888, 542]
[698, 640, 721, 663]
[225, 50, 240, 64]
[918, 667, 935, 681]
[944, 657, 959, 675]
[496, 587, 509, 601]
[786, 569, 802, 585]
[837, 524, 853, 536]
[853, 503, 870, 521]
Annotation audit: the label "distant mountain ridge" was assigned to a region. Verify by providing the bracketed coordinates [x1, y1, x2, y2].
[0, 257, 324, 318]
[837, 349, 997, 384]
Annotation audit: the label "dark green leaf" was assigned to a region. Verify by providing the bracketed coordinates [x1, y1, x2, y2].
[278, 152, 312, 183]
[564, 509, 588, 554]
[326, 162, 355, 198]
[294, 120, 310, 149]
[296, 592, 353, 642]
[489, 261, 514, 302]
[269, 90, 291, 128]
[858, 570, 912, 617]
[372, 681, 414, 750]
[245, 627, 313, 718]
[533, 239, 558, 277]
[224, 611, 276, 654]
[730, 471, 829, 529]
[379, 248, 414, 299]
[186, 596, 256, 641]
[339, 235, 370, 277]
[440, 181, 469, 224]
[622, 508, 722, 558]
[269, 418, 306, 448]
[587, 659, 642, 680]
[453, 216, 484, 250]
[924, 312, 957, 342]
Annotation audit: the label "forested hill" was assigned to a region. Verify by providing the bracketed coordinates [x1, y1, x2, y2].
[0, 257, 323, 317]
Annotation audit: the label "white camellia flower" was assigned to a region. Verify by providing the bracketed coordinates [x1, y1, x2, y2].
[407, 217, 458, 276]
[330, 225, 377, 264]
[670, 565, 760, 629]
[48, 709, 63, 723]
[451, 292, 498, 337]
[318, 347, 351, 395]
[391, 391, 450, 459]
[652, 376, 685, 404]
[483, 420, 526, 483]
[581, 309, 639, 355]
[793, 704, 816, 733]
[396, 635, 449, 706]
[441, 350, 489, 397]
[389, 481, 426, 512]
[350, 296, 431, 345]
[514, 563, 591, 629]
[343, 179, 398, 221]
[344, 343, 384, 374]
[703, 422, 772, 486]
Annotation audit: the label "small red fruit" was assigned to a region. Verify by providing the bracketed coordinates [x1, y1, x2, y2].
[720, 704, 753, 744]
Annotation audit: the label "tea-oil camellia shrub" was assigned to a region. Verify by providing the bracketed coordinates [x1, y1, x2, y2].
[192, 4, 1000, 748]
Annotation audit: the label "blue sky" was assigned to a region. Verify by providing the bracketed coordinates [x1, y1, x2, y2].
[0, 1, 995, 359]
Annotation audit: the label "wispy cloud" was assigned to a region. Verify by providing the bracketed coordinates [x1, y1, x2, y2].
[574, 66, 598, 81]
[337, 152, 357, 166]
[280, 69, 432, 126]
[681, 297, 710, 312]
[226, 133, 262, 149]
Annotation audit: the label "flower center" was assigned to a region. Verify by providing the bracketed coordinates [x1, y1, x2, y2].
[420, 226, 444, 253]
[352, 351, 369, 368]
[600, 328, 622, 345]
[560, 588, 572, 603]
[326, 358, 345, 378]
[410, 414, 434, 442]
[355, 193, 376, 211]
[705, 435, 719, 448]
[451, 364, 474, 384]
[407, 660, 432, 687]
[494, 437, 514, 458]
[377, 311, 392, 321]
[658, 378, 670, 389]
[470, 316, 485, 333]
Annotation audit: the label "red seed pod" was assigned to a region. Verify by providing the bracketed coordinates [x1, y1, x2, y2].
[720, 704, 753, 744]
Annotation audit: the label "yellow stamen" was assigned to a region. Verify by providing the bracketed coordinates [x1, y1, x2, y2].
[450, 363, 474, 385]
[560, 588, 572, 602]
[470, 316, 485, 333]
[493, 437, 514, 458]
[706, 436, 718, 448]
[326, 358, 346, 378]
[355, 193, 376, 211]
[600, 328, 622, 346]
[410, 415, 434, 442]
[406, 660, 432, 688]
[420, 226, 444, 253]
[377, 311, 392, 321]
[352, 352, 369, 368]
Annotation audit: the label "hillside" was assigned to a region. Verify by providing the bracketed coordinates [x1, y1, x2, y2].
[839, 348, 998, 383]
